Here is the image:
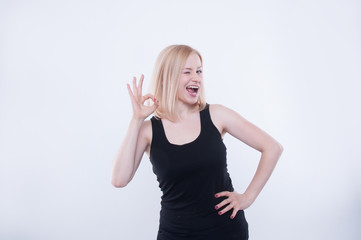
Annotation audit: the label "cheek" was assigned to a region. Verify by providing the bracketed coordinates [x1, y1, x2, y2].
[178, 76, 188, 88]
[177, 82, 185, 95]
[179, 75, 188, 83]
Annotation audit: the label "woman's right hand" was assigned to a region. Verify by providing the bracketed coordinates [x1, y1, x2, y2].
[126, 74, 159, 120]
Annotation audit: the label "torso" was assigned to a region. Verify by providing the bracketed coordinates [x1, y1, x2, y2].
[148, 104, 249, 239]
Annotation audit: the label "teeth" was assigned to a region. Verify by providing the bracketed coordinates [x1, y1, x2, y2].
[187, 86, 199, 89]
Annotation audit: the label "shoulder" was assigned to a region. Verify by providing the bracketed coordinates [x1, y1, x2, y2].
[209, 104, 239, 120]
[208, 103, 227, 113]
[208, 104, 235, 136]
[209, 104, 247, 133]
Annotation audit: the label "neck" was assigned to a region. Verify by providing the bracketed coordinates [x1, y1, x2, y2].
[173, 102, 199, 121]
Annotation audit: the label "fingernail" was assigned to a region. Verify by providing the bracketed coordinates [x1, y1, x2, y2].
[215, 206, 219, 210]
[215, 194, 218, 198]
[218, 211, 222, 215]
[230, 216, 234, 219]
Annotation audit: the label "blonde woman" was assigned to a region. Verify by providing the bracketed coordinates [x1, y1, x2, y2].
[111, 45, 283, 239]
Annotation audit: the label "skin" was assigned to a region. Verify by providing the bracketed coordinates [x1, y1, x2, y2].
[111, 52, 283, 220]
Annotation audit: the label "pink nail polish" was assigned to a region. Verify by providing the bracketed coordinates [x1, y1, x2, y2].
[215, 206, 218, 210]
[231, 216, 234, 219]
[215, 194, 218, 198]
[218, 211, 222, 215]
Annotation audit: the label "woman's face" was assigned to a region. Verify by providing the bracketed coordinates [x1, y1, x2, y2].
[177, 52, 203, 105]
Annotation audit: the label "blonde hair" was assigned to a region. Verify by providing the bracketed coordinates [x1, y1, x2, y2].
[150, 45, 206, 121]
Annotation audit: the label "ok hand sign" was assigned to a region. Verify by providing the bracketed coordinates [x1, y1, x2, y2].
[127, 74, 159, 120]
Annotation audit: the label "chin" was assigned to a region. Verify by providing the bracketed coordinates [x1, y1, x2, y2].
[187, 98, 200, 106]
[178, 98, 198, 106]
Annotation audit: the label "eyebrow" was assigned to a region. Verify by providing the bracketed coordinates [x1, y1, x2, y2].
[183, 66, 203, 70]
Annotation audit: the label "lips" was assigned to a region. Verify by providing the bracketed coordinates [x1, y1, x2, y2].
[186, 85, 199, 97]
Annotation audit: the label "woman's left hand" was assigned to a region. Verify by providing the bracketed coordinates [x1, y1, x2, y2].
[214, 191, 254, 219]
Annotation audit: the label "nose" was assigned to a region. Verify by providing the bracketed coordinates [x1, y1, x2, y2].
[191, 72, 201, 83]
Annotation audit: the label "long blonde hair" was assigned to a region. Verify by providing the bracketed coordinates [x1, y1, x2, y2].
[150, 45, 206, 121]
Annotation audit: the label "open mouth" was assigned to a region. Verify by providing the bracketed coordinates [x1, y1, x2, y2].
[186, 86, 199, 96]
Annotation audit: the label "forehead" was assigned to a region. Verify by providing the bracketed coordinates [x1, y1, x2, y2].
[184, 52, 202, 67]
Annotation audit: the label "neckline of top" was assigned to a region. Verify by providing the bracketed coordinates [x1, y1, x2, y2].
[159, 108, 206, 147]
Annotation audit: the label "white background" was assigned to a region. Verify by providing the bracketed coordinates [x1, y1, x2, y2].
[1, 0, 360, 239]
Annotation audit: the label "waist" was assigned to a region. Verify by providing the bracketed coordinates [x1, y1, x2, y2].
[160, 177, 234, 208]
[159, 206, 246, 232]
[160, 190, 234, 219]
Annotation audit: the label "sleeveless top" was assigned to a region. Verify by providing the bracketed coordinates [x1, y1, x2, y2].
[150, 104, 248, 240]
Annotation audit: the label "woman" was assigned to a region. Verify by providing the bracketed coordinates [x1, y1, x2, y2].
[111, 45, 283, 239]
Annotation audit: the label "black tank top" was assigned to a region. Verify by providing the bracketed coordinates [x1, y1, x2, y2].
[150, 104, 248, 239]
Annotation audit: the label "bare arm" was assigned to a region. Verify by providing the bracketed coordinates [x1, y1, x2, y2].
[111, 75, 158, 188]
[111, 118, 150, 187]
[210, 104, 283, 218]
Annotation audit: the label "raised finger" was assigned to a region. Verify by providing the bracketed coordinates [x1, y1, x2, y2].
[132, 77, 138, 98]
[126, 83, 136, 102]
[137, 74, 144, 97]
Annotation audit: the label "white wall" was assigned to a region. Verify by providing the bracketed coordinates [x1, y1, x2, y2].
[1, 0, 360, 239]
